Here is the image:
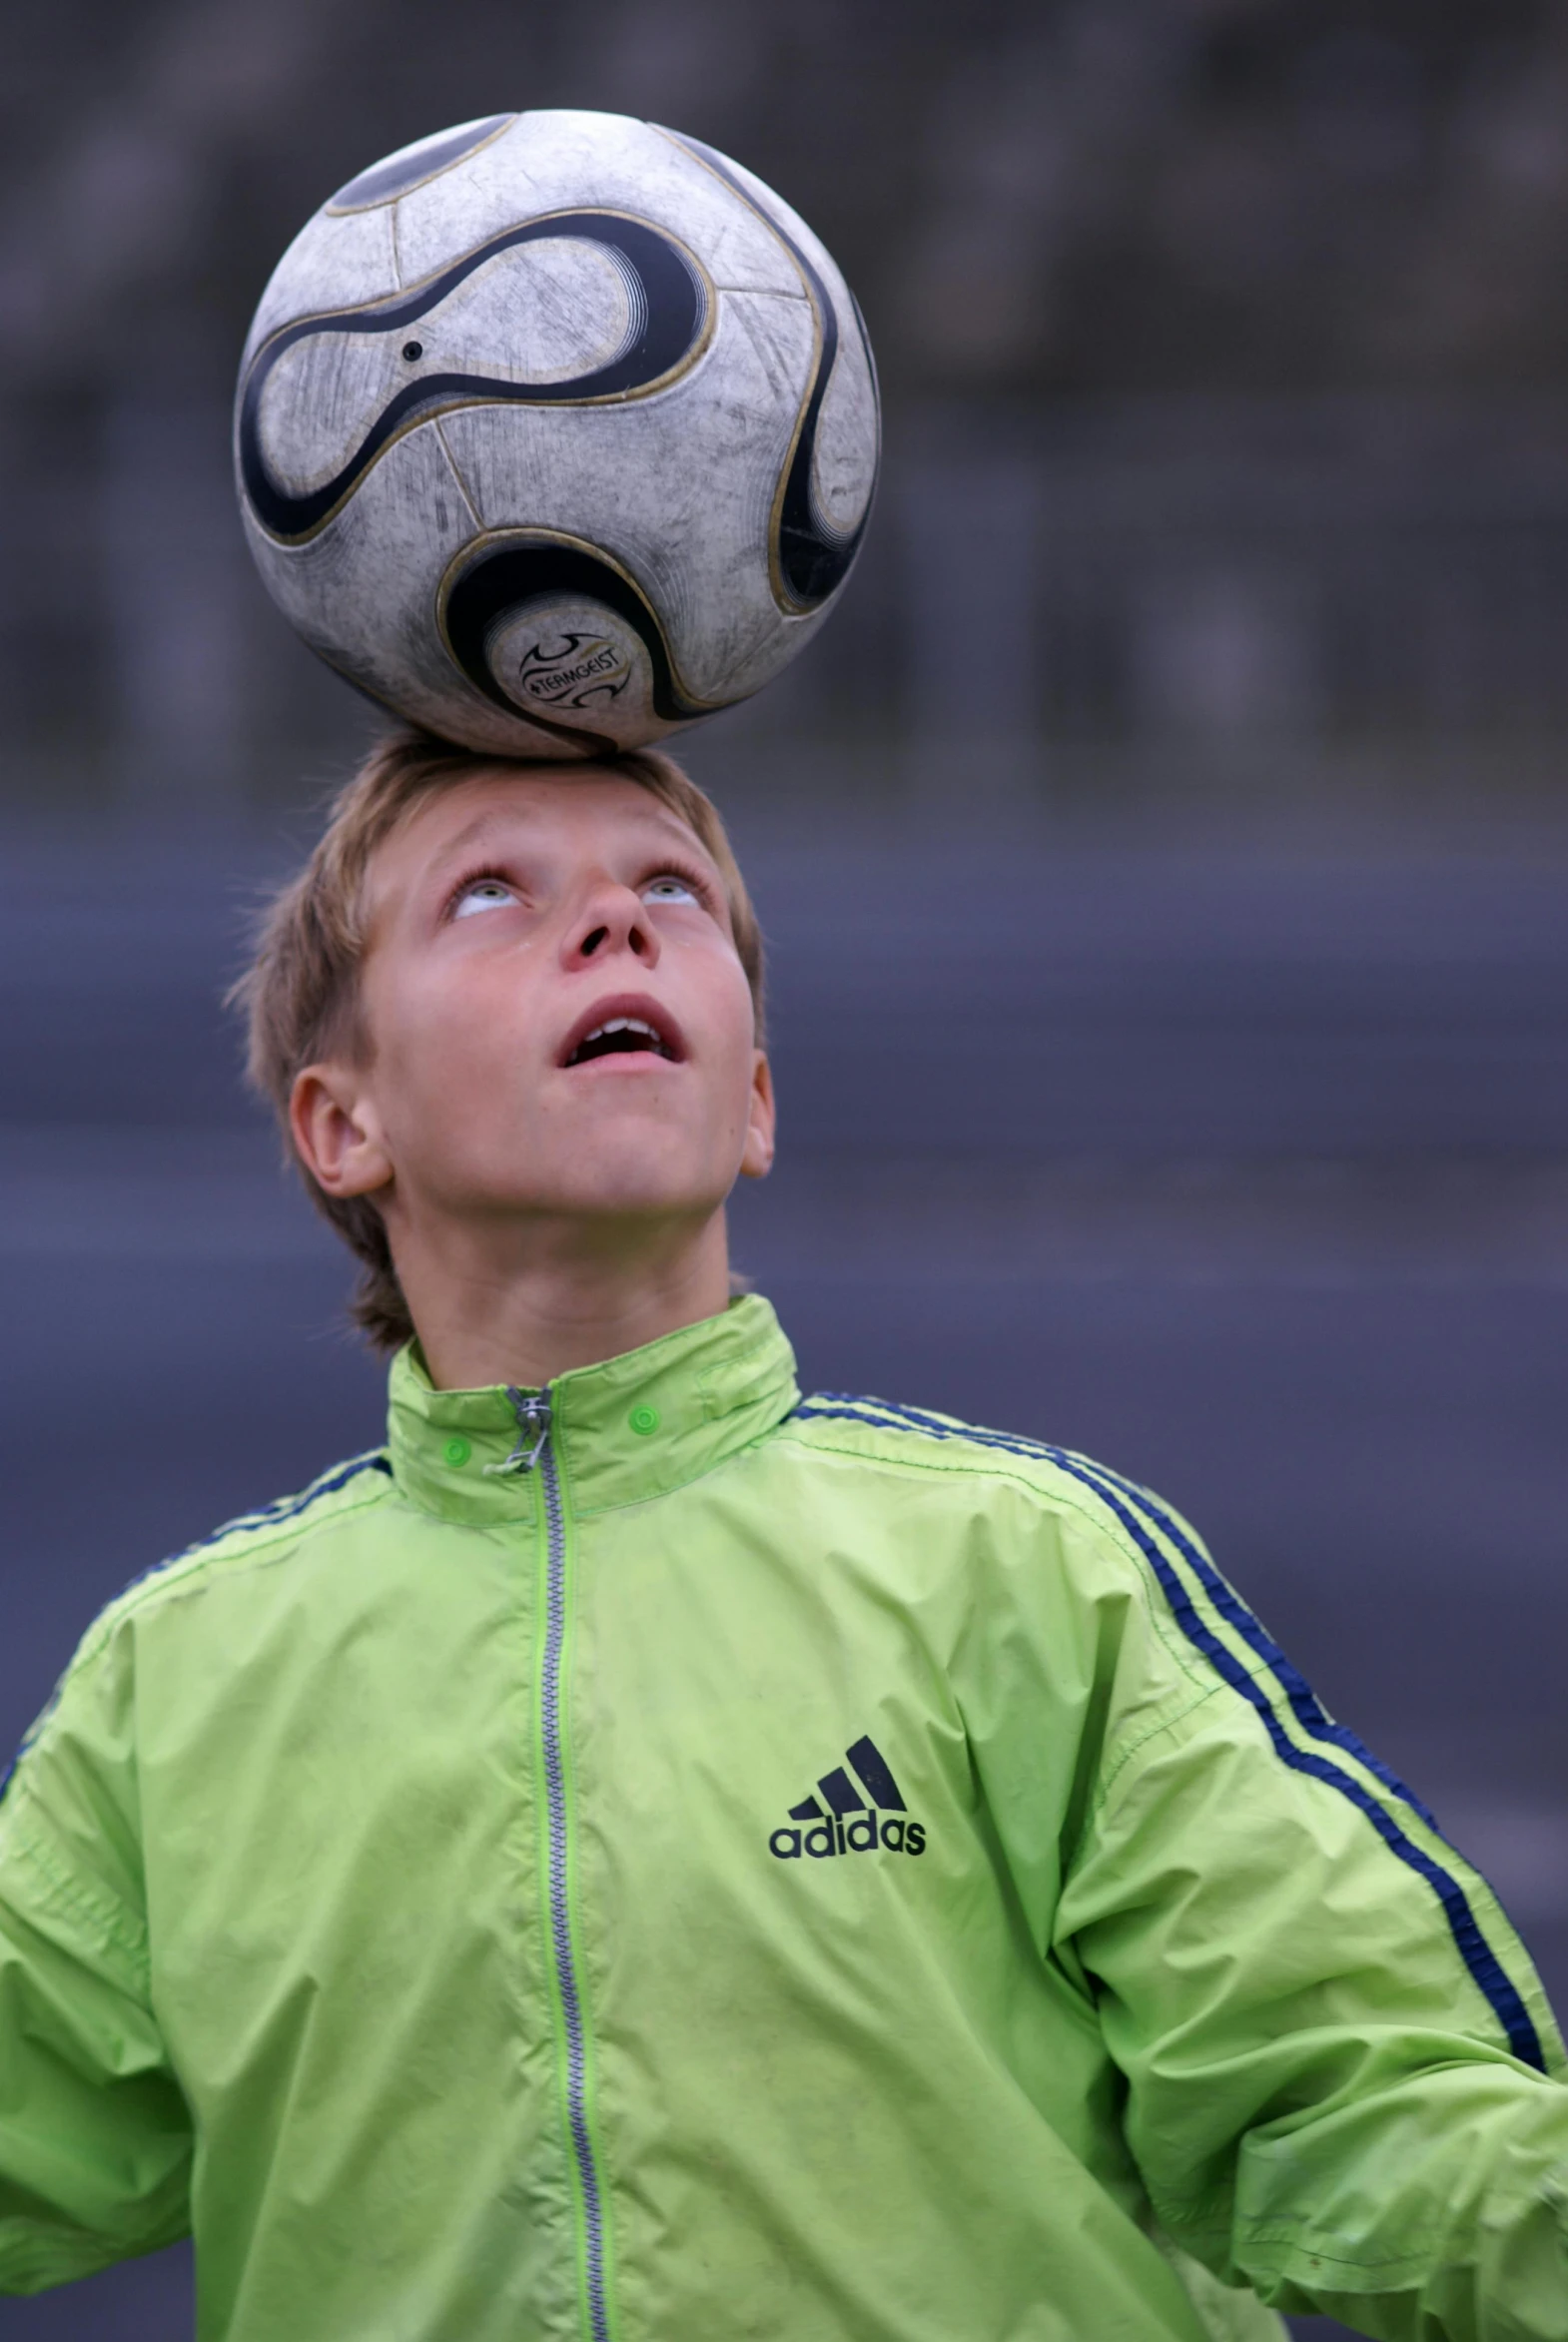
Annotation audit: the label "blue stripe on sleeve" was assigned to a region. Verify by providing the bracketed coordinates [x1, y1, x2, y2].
[793, 1393, 1546, 2071]
[112, 1450, 393, 1605]
[1063, 1453, 1442, 1831]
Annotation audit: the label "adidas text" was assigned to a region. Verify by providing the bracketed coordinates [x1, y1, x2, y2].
[769, 1816, 926, 1860]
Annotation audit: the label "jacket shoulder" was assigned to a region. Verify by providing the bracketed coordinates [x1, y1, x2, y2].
[780, 1390, 1147, 1525]
[779, 1393, 1301, 1718]
[778, 1391, 1239, 1674]
[777, 1392, 1224, 1715]
[2, 1448, 395, 1816]
[90, 1447, 395, 1648]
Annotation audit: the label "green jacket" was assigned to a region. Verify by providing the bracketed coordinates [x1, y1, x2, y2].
[2, 1295, 1566, 2340]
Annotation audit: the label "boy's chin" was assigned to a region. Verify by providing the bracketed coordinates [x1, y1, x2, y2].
[435, 1124, 742, 1226]
[487, 1164, 732, 1225]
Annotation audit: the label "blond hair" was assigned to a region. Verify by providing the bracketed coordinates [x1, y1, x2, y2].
[234, 727, 765, 1351]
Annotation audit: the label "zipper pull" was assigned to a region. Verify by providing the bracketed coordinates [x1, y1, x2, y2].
[485, 1386, 552, 1476]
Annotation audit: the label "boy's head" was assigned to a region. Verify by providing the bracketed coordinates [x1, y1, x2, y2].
[237, 729, 771, 1351]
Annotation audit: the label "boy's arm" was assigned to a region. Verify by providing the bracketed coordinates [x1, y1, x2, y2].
[1065, 1698, 1568, 2338]
[0, 1632, 192, 2294]
[1051, 1476, 1568, 2340]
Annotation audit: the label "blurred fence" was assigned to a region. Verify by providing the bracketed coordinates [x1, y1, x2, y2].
[852, 397, 1568, 802]
[6, 391, 1568, 807]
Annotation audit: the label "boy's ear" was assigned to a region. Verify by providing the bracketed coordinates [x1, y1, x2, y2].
[290, 1064, 393, 1200]
[739, 1051, 776, 1181]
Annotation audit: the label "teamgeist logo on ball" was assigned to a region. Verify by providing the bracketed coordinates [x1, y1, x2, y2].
[514, 634, 632, 709]
[233, 110, 880, 761]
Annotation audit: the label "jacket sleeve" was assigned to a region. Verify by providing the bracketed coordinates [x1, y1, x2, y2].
[0, 1622, 192, 2294]
[1048, 1475, 1568, 2342]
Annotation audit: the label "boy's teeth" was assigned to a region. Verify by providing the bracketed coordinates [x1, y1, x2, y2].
[585, 1018, 656, 1043]
[577, 1016, 661, 1052]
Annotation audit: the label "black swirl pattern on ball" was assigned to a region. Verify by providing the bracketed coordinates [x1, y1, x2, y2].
[669, 133, 878, 611]
[238, 213, 707, 543]
[443, 540, 704, 736]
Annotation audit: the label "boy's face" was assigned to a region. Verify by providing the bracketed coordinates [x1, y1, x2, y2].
[298, 767, 773, 1234]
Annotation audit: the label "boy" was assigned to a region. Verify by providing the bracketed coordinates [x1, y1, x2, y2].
[1, 728, 1566, 2342]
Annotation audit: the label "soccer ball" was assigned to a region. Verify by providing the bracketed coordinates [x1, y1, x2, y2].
[234, 110, 880, 758]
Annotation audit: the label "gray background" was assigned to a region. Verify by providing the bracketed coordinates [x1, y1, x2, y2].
[5, 5, 1568, 2338]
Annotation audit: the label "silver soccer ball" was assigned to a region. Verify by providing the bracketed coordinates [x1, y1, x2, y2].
[235, 110, 880, 758]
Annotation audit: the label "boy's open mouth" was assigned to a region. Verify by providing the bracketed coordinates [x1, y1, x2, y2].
[559, 999, 684, 1067]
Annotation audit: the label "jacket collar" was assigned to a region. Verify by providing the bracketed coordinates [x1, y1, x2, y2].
[386, 1293, 799, 1526]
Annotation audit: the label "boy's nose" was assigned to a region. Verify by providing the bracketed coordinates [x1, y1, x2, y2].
[566, 883, 657, 968]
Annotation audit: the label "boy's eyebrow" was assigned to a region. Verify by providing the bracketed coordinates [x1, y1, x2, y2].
[420, 808, 514, 882]
[417, 799, 717, 884]
[361, 807, 516, 942]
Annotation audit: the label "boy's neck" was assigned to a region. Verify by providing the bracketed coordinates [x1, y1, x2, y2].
[392, 1204, 735, 1392]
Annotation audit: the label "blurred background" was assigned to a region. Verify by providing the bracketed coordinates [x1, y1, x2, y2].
[3, 3, 1568, 2336]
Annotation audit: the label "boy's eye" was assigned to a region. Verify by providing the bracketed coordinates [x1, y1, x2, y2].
[642, 874, 700, 905]
[452, 877, 517, 919]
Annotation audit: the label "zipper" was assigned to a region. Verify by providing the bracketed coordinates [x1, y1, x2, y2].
[507, 1386, 612, 2342]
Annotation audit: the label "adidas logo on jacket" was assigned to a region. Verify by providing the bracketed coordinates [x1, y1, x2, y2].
[768, 1734, 926, 1860]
